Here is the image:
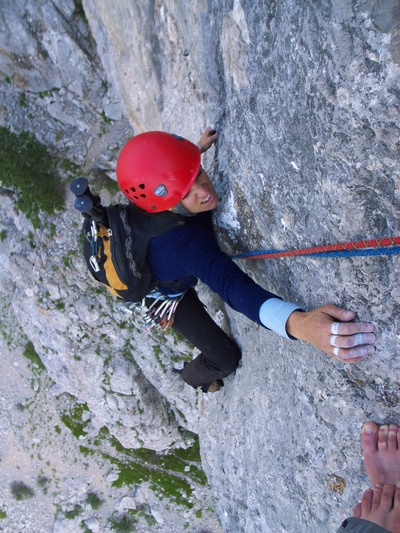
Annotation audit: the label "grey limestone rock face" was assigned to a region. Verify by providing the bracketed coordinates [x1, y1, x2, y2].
[0, 0, 399, 532]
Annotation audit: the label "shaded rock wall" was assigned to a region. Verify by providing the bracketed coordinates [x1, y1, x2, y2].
[0, 0, 399, 532]
[1, 0, 211, 460]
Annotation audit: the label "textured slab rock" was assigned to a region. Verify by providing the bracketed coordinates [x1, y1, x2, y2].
[0, 0, 399, 532]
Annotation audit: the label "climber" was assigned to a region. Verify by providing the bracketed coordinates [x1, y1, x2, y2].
[337, 422, 400, 533]
[116, 127, 376, 393]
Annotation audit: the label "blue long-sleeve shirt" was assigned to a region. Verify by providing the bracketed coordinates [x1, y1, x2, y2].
[148, 212, 301, 335]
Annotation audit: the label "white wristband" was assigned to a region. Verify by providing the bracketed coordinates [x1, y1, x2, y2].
[259, 298, 303, 340]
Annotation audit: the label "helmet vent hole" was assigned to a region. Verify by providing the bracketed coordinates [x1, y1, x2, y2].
[130, 187, 136, 193]
[138, 183, 145, 190]
[133, 195, 139, 200]
[140, 194, 146, 198]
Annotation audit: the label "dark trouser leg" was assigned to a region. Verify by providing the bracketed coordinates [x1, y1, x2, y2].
[337, 517, 391, 532]
[171, 288, 241, 390]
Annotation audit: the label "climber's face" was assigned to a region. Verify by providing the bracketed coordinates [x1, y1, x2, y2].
[180, 167, 219, 213]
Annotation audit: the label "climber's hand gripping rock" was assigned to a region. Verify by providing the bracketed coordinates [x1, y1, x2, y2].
[286, 304, 376, 363]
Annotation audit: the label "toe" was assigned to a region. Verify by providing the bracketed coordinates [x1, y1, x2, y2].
[380, 484, 396, 510]
[360, 488, 374, 513]
[394, 486, 400, 509]
[362, 422, 379, 454]
[372, 485, 383, 510]
[387, 424, 400, 451]
[353, 501, 362, 518]
[378, 425, 390, 451]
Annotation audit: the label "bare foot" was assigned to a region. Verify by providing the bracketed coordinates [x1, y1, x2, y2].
[362, 422, 400, 487]
[353, 484, 400, 533]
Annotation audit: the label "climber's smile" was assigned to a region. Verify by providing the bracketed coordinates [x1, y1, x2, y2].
[180, 167, 219, 213]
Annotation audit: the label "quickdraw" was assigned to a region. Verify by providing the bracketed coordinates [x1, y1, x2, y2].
[232, 236, 400, 260]
[143, 293, 184, 331]
[118, 292, 185, 331]
[88, 220, 100, 272]
[86, 221, 115, 273]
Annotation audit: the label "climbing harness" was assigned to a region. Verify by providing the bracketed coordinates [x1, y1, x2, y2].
[231, 236, 400, 261]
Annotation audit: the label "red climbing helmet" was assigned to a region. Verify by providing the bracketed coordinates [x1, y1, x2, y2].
[116, 131, 201, 212]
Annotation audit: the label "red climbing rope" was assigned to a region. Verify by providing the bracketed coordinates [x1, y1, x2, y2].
[234, 236, 400, 260]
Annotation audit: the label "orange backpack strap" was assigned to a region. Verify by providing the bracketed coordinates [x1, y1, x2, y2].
[96, 226, 128, 291]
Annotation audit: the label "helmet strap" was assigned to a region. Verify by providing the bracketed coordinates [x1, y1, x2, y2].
[170, 202, 196, 217]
